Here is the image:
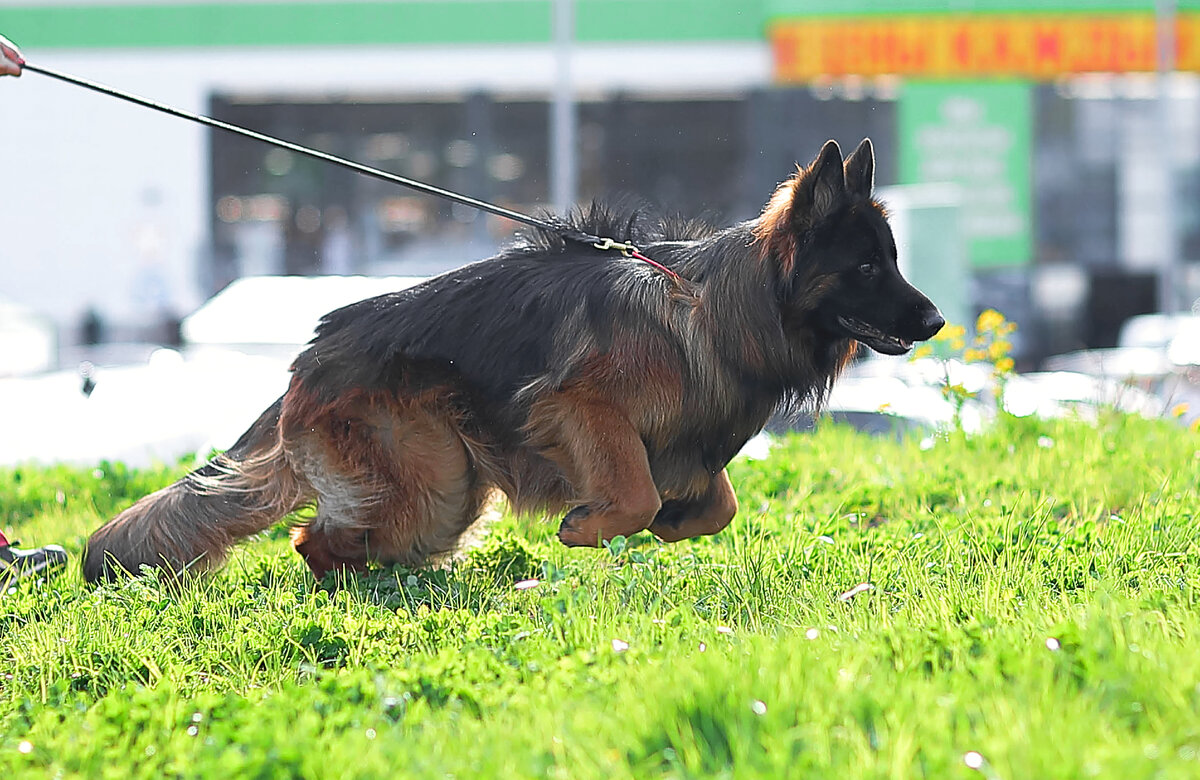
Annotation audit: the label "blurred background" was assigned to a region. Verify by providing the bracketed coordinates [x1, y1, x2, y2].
[2, 0, 1200, 463]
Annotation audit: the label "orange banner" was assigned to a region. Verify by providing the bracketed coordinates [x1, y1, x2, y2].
[771, 13, 1200, 80]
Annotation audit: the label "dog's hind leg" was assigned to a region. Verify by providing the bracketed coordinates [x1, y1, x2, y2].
[359, 403, 491, 568]
[648, 468, 738, 542]
[528, 390, 662, 547]
[286, 391, 486, 578]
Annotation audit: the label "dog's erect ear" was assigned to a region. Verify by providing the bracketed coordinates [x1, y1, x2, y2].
[793, 140, 846, 224]
[752, 140, 850, 268]
[843, 138, 875, 198]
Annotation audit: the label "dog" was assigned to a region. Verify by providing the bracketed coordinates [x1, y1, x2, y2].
[82, 138, 944, 582]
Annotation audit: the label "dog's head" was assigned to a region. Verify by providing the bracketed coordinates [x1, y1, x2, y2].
[756, 139, 944, 356]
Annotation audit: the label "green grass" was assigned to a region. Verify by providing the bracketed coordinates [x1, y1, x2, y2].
[2, 412, 1199, 778]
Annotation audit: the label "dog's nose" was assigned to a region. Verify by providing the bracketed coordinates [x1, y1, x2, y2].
[920, 309, 945, 339]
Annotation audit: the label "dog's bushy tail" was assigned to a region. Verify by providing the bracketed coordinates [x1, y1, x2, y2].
[83, 398, 311, 583]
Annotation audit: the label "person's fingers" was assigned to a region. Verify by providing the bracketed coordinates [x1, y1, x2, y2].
[0, 34, 24, 59]
[0, 34, 25, 76]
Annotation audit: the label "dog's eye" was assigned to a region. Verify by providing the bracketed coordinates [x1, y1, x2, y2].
[858, 263, 878, 277]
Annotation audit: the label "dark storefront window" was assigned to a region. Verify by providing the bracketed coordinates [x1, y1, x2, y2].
[207, 91, 888, 290]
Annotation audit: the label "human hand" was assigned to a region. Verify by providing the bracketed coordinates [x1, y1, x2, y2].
[0, 34, 25, 77]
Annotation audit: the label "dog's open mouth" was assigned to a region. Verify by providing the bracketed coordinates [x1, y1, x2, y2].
[837, 315, 913, 355]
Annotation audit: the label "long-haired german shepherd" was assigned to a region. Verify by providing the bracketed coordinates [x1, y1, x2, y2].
[83, 138, 944, 582]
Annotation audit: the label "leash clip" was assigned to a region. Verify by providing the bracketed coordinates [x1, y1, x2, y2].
[593, 237, 639, 257]
[592, 235, 682, 284]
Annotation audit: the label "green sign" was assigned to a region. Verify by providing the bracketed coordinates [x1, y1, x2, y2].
[899, 81, 1032, 268]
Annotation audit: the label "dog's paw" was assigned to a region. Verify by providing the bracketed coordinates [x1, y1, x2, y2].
[557, 505, 596, 547]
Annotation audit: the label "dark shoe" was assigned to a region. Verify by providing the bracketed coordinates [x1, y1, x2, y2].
[0, 541, 69, 588]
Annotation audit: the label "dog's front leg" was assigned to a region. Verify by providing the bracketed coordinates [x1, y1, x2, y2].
[529, 391, 662, 547]
[647, 468, 738, 543]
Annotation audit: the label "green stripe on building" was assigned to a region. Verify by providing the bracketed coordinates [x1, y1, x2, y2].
[0, 1, 766, 49]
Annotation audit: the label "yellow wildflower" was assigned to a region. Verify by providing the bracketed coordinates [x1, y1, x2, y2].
[976, 309, 1006, 333]
[936, 324, 966, 342]
[987, 340, 1011, 360]
[964, 348, 987, 362]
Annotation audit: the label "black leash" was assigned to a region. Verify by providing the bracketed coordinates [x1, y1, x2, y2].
[22, 61, 678, 274]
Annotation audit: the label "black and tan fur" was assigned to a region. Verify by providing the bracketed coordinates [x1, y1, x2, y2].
[83, 139, 944, 582]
